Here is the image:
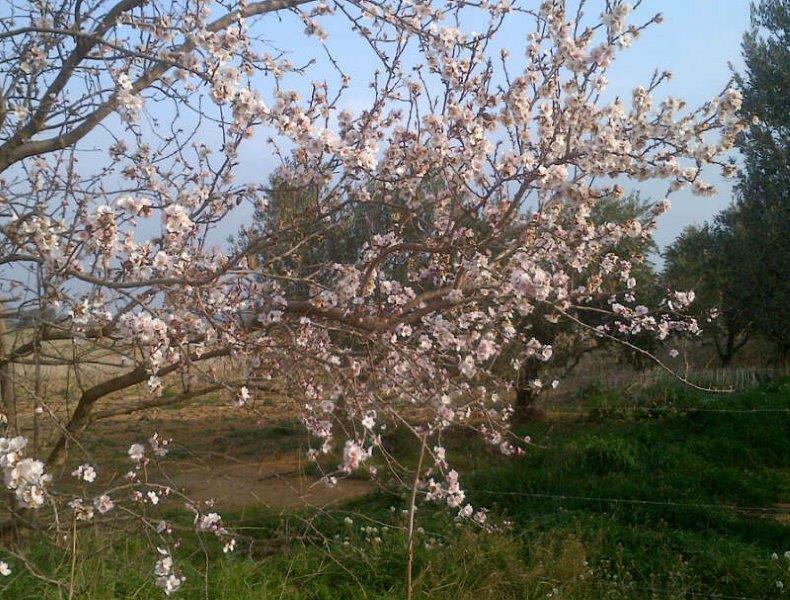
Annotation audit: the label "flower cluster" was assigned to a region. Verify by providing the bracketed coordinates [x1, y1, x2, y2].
[116, 73, 144, 123]
[154, 548, 184, 596]
[1, 436, 50, 509]
[71, 463, 97, 483]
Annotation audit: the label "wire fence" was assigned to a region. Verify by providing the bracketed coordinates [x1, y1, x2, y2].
[465, 488, 790, 516]
[545, 406, 790, 415]
[550, 365, 789, 396]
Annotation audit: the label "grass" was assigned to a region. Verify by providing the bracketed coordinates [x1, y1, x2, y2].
[208, 420, 305, 457]
[1, 380, 788, 599]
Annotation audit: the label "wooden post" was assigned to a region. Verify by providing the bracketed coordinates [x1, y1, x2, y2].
[0, 299, 17, 434]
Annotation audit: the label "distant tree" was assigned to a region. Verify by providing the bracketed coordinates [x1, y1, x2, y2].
[509, 192, 663, 413]
[733, 0, 790, 361]
[663, 221, 752, 366]
[662, 0, 789, 366]
[254, 181, 666, 415]
[245, 171, 443, 300]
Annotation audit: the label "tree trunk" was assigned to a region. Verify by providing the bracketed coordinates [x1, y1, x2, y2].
[514, 359, 543, 422]
[0, 362, 15, 435]
[776, 343, 790, 370]
[46, 346, 230, 467]
[46, 365, 149, 468]
[0, 315, 16, 434]
[715, 330, 736, 367]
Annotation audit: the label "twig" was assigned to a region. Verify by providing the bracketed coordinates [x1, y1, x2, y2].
[405, 433, 427, 600]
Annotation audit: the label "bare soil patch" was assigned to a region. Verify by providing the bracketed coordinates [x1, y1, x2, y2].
[163, 459, 374, 509]
[71, 401, 376, 509]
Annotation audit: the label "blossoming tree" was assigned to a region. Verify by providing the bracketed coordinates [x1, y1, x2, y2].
[0, 0, 742, 592]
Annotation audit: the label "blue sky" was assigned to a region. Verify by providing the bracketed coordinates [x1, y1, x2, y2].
[66, 2, 755, 258]
[603, 1, 752, 251]
[233, 1, 753, 254]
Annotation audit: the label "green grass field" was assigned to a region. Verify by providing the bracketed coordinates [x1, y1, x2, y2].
[2, 380, 789, 599]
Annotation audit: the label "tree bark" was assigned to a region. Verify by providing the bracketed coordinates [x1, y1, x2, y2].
[46, 347, 230, 468]
[0, 314, 16, 434]
[514, 359, 542, 421]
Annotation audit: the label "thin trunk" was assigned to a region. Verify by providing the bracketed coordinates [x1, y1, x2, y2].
[47, 347, 229, 467]
[405, 435, 427, 600]
[0, 315, 16, 434]
[46, 365, 148, 467]
[715, 330, 735, 367]
[33, 267, 43, 455]
[0, 362, 15, 434]
[514, 359, 541, 421]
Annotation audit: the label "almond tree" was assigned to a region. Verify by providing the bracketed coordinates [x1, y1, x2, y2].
[0, 0, 742, 592]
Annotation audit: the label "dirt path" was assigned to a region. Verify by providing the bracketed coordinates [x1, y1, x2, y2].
[162, 458, 374, 509]
[33, 398, 378, 510]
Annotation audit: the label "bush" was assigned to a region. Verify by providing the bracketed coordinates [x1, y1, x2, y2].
[573, 436, 639, 475]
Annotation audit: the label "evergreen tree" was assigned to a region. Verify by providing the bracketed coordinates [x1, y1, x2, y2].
[733, 0, 790, 360]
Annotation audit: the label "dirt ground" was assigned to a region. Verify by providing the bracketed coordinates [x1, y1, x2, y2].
[11, 344, 772, 513]
[79, 402, 376, 509]
[162, 460, 374, 509]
